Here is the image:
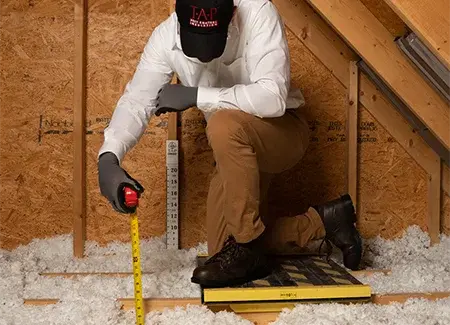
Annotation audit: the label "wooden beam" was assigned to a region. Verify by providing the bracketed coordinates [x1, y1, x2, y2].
[371, 291, 450, 304]
[167, 112, 178, 140]
[383, 0, 450, 70]
[351, 269, 391, 277]
[38, 271, 155, 278]
[303, 0, 450, 151]
[357, 59, 449, 167]
[24, 299, 60, 306]
[73, 0, 87, 258]
[23, 291, 450, 308]
[167, 0, 178, 142]
[396, 33, 450, 104]
[23, 291, 450, 325]
[119, 298, 198, 312]
[428, 157, 442, 244]
[38, 269, 391, 278]
[165, 0, 180, 250]
[272, 0, 450, 197]
[347, 61, 359, 214]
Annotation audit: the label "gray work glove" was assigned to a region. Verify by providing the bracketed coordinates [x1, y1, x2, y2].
[155, 84, 198, 116]
[98, 152, 144, 213]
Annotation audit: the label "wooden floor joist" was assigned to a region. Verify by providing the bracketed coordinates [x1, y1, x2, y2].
[23, 292, 450, 325]
[38, 269, 392, 278]
[117, 292, 450, 310]
[38, 272, 155, 278]
[272, 0, 450, 197]
[303, 0, 450, 152]
[383, 0, 450, 70]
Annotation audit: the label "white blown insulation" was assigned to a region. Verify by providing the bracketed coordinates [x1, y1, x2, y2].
[1, 225, 449, 324]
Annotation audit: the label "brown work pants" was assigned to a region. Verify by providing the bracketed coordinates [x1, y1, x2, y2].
[205, 109, 326, 256]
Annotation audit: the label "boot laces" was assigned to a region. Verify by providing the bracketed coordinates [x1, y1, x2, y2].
[205, 236, 246, 266]
[318, 238, 333, 262]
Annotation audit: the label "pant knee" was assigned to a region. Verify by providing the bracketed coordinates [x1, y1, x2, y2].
[206, 110, 249, 154]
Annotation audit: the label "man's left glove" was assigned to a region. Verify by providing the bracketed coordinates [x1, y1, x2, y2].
[155, 84, 198, 116]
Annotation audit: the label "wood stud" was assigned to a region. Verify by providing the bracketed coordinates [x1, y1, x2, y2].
[347, 62, 359, 215]
[73, 0, 87, 258]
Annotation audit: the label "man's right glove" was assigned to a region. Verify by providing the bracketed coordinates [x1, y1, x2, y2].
[98, 152, 144, 213]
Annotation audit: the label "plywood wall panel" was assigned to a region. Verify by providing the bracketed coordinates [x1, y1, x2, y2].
[0, 5, 74, 249]
[442, 194, 450, 235]
[84, 0, 171, 245]
[357, 108, 428, 238]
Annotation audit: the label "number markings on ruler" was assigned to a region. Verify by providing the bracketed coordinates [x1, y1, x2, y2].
[130, 214, 144, 324]
[166, 140, 179, 249]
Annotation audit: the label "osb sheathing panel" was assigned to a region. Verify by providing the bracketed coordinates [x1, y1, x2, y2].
[443, 195, 450, 235]
[0, 0, 447, 250]
[85, 0, 169, 244]
[0, 0, 75, 248]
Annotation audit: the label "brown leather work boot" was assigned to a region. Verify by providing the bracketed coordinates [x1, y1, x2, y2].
[191, 235, 272, 287]
[314, 194, 362, 270]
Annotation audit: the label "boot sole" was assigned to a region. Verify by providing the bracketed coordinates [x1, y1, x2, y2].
[344, 230, 363, 270]
[335, 194, 362, 270]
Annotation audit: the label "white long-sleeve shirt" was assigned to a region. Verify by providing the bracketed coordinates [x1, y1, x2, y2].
[99, 0, 305, 163]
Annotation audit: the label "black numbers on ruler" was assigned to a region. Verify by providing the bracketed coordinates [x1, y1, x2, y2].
[171, 225, 178, 230]
[170, 167, 177, 173]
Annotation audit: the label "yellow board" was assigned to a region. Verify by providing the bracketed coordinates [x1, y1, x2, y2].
[203, 284, 371, 302]
[197, 255, 372, 311]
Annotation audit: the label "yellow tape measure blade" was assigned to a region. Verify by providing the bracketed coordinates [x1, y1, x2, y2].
[131, 213, 145, 325]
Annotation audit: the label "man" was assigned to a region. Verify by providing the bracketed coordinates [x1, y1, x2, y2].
[98, 0, 362, 288]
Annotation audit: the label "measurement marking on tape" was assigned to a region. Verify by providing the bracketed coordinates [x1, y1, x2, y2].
[130, 213, 145, 324]
[166, 140, 179, 250]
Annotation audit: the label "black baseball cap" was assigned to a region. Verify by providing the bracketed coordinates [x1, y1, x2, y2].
[176, 0, 235, 62]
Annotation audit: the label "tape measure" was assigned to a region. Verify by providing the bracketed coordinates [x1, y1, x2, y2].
[124, 187, 145, 325]
[166, 140, 179, 249]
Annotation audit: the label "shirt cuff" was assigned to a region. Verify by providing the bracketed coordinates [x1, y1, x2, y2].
[98, 139, 128, 164]
[196, 86, 221, 112]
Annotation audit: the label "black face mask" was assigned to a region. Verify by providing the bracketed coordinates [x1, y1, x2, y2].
[196, 53, 219, 63]
[182, 40, 226, 63]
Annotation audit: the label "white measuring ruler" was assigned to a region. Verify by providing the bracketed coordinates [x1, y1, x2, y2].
[166, 139, 179, 249]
